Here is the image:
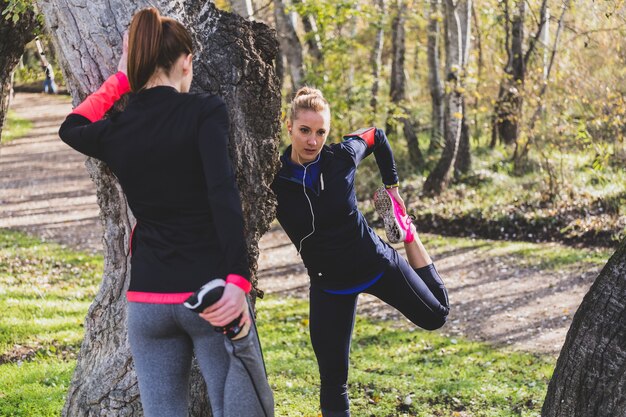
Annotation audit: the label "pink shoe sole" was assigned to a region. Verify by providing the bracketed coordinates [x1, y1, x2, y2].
[373, 187, 414, 244]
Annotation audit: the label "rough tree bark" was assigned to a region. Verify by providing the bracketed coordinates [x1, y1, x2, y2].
[427, 0, 444, 153]
[274, 0, 305, 91]
[0, 3, 38, 140]
[423, 0, 472, 195]
[35, 1, 280, 415]
[369, 0, 385, 121]
[387, 0, 424, 168]
[542, 238, 626, 417]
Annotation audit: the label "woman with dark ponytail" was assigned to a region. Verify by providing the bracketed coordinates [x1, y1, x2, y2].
[59, 8, 273, 417]
[271, 87, 450, 417]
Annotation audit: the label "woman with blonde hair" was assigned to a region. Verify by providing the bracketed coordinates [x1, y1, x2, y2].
[58, 7, 273, 417]
[271, 86, 450, 417]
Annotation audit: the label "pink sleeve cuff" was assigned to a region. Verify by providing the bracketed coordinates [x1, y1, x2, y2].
[343, 127, 376, 147]
[226, 274, 252, 293]
[71, 71, 130, 122]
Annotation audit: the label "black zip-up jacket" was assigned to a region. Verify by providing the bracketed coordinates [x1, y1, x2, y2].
[271, 128, 399, 290]
[59, 85, 250, 295]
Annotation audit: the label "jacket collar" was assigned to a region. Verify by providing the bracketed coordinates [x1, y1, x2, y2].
[278, 145, 333, 195]
[279, 145, 333, 174]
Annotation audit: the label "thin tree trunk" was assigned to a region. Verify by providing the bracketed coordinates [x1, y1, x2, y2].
[0, 5, 38, 141]
[524, 0, 549, 67]
[542, 238, 626, 416]
[403, 117, 424, 169]
[427, 0, 444, 152]
[471, 1, 482, 142]
[389, 0, 406, 105]
[292, 0, 323, 62]
[454, 101, 471, 177]
[541, 5, 550, 81]
[423, 0, 472, 195]
[385, 0, 424, 168]
[370, 0, 386, 121]
[275, 44, 285, 90]
[454, 0, 472, 177]
[274, 0, 305, 91]
[515, 0, 569, 163]
[493, 0, 525, 146]
[346, 7, 359, 110]
[35, 1, 281, 415]
[494, 0, 545, 150]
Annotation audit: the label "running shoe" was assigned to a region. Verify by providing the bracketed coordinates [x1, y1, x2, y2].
[373, 186, 415, 244]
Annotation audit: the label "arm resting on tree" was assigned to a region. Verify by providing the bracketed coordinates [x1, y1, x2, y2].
[58, 72, 130, 159]
[342, 127, 399, 187]
[198, 97, 252, 293]
[72, 72, 129, 122]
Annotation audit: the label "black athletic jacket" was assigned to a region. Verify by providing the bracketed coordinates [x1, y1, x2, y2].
[59, 76, 250, 299]
[271, 128, 399, 290]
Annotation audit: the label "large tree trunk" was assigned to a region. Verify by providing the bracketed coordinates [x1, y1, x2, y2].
[542, 238, 626, 416]
[0, 4, 38, 141]
[423, 0, 471, 195]
[274, 0, 305, 91]
[427, 0, 444, 153]
[36, 1, 280, 415]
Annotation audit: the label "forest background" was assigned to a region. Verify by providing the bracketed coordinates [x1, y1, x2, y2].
[9, 0, 626, 248]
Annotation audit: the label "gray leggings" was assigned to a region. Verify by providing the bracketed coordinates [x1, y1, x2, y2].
[127, 302, 274, 417]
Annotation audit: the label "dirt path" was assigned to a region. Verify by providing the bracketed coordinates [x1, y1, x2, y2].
[1, 92, 604, 355]
[1, 93, 102, 253]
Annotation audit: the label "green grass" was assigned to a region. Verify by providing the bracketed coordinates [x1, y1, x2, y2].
[259, 297, 553, 417]
[2, 110, 33, 143]
[0, 229, 587, 416]
[0, 360, 74, 417]
[0, 231, 102, 356]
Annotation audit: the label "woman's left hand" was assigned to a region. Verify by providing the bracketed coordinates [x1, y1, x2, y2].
[387, 187, 407, 215]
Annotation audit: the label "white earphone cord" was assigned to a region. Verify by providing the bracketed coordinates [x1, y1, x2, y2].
[297, 153, 321, 255]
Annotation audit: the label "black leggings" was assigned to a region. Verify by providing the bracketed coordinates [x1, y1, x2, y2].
[309, 250, 449, 416]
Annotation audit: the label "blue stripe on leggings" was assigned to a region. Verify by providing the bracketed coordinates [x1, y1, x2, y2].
[322, 271, 384, 295]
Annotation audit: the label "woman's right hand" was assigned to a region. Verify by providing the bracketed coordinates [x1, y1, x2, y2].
[117, 31, 128, 75]
[199, 283, 250, 328]
[387, 186, 407, 215]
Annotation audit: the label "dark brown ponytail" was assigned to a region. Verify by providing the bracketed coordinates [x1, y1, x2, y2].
[127, 8, 193, 92]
